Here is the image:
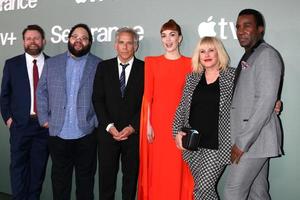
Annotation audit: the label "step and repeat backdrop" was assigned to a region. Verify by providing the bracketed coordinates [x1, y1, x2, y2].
[1, 0, 299, 199]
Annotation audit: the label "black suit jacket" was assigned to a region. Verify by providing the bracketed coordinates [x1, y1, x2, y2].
[92, 57, 144, 133]
[0, 53, 50, 128]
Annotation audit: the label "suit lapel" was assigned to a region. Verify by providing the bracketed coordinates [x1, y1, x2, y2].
[110, 58, 123, 97]
[58, 53, 67, 92]
[79, 54, 94, 89]
[43, 53, 50, 60]
[219, 70, 233, 112]
[112, 58, 120, 84]
[19, 54, 31, 109]
[124, 57, 139, 96]
[19, 54, 31, 89]
[183, 72, 202, 127]
[188, 72, 202, 102]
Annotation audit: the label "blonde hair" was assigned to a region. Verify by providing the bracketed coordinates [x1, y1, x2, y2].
[191, 37, 230, 73]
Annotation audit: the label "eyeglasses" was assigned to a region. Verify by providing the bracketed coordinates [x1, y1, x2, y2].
[70, 34, 89, 42]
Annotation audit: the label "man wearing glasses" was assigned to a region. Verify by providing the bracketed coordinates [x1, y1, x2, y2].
[37, 23, 102, 200]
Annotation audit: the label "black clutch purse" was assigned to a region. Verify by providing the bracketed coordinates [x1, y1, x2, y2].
[181, 127, 201, 151]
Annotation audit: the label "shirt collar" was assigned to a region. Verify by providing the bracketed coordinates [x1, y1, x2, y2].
[117, 57, 134, 66]
[25, 52, 44, 63]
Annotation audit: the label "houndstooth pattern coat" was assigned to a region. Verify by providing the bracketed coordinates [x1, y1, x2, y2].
[173, 67, 236, 165]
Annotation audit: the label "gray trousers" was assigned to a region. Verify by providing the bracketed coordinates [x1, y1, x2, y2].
[224, 157, 270, 200]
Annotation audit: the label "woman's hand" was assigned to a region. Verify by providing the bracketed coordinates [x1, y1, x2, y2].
[175, 131, 186, 150]
[146, 106, 155, 143]
[147, 122, 154, 143]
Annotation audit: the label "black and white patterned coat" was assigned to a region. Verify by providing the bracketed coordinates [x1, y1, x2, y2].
[173, 67, 236, 165]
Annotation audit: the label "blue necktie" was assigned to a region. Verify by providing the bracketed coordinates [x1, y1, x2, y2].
[120, 63, 129, 97]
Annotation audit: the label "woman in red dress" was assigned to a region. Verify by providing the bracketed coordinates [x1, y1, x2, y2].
[138, 19, 194, 200]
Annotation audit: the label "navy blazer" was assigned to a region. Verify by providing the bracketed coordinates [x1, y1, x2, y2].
[37, 52, 102, 136]
[0, 53, 49, 128]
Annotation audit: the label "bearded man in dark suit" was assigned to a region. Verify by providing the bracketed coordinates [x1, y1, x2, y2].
[0, 24, 49, 200]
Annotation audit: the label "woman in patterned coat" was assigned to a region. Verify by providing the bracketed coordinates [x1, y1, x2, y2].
[172, 36, 235, 200]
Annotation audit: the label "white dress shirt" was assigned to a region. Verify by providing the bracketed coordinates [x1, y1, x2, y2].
[117, 57, 134, 86]
[25, 53, 45, 115]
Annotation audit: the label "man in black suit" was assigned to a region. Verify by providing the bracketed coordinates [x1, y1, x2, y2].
[92, 27, 144, 200]
[0, 25, 49, 200]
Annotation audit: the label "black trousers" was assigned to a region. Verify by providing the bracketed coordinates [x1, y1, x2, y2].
[48, 131, 97, 200]
[98, 129, 139, 200]
[9, 118, 49, 200]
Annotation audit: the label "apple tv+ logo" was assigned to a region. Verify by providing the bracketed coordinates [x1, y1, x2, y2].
[198, 16, 237, 40]
[75, 0, 103, 4]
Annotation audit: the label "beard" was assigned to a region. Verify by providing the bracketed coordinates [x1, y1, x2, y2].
[68, 41, 91, 57]
[24, 44, 43, 56]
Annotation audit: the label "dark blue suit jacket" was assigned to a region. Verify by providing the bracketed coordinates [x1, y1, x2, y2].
[0, 53, 49, 128]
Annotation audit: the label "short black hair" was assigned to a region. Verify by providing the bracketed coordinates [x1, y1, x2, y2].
[22, 24, 45, 40]
[68, 23, 93, 44]
[238, 9, 265, 28]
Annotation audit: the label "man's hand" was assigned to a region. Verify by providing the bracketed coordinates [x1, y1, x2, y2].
[274, 100, 282, 115]
[108, 126, 120, 139]
[6, 117, 13, 128]
[175, 131, 186, 150]
[114, 126, 135, 141]
[42, 122, 49, 128]
[231, 144, 244, 164]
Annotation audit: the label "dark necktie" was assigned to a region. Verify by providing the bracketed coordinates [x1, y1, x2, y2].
[33, 59, 39, 113]
[120, 63, 129, 97]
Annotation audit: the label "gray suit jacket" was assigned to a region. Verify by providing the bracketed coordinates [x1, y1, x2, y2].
[37, 52, 102, 136]
[231, 42, 283, 158]
[173, 67, 236, 165]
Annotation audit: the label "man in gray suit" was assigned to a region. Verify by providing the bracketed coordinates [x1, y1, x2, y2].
[224, 9, 283, 200]
[37, 23, 101, 200]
